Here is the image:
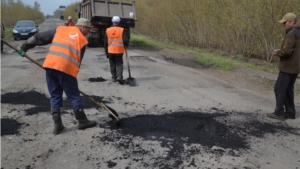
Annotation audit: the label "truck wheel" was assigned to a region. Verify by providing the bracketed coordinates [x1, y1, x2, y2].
[87, 38, 94, 47]
[87, 38, 99, 47]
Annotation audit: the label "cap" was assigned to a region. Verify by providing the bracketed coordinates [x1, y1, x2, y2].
[279, 13, 297, 23]
[68, 16, 72, 19]
[112, 16, 121, 22]
[76, 18, 92, 28]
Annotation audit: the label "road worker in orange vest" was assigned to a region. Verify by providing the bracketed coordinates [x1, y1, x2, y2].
[104, 16, 129, 84]
[65, 16, 75, 26]
[18, 18, 97, 135]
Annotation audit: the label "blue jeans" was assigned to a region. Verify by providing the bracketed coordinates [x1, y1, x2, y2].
[46, 68, 83, 111]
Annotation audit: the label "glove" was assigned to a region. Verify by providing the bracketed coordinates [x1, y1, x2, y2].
[18, 48, 25, 57]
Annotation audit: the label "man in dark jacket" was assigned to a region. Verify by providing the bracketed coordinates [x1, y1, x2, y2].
[267, 13, 300, 120]
[104, 16, 129, 84]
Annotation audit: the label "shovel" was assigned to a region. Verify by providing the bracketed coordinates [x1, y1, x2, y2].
[2, 39, 120, 124]
[125, 47, 138, 86]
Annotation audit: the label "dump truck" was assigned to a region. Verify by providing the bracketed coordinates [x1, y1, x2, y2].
[76, 0, 137, 47]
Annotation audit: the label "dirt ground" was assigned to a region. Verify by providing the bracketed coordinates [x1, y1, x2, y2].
[1, 18, 300, 169]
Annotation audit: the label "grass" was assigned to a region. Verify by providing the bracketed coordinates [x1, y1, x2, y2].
[246, 63, 278, 73]
[4, 28, 13, 39]
[131, 33, 277, 72]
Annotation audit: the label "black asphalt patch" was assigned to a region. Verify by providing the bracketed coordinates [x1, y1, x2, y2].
[1, 118, 24, 136]
[1, 90, 113, 115]
[98, 111, 299, 168]
[88, 77, 107, 82]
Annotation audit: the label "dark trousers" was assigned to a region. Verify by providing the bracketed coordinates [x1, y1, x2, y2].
[274, 71, 298, 115]
[109, 54, 123, 80]
[1, 38, 3, 53]
[46, 68, 83, 111]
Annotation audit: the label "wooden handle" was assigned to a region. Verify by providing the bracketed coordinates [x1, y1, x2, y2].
[2, 39, 119, 121]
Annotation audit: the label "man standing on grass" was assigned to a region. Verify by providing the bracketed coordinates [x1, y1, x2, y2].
[267, 13, 300, 120]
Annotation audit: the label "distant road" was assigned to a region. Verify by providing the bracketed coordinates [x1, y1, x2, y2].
[38, 18, 65, 32]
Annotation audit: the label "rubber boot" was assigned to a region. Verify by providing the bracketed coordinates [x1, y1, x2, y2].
[74, 109, 97, 130]
[51, 109, 64, 135]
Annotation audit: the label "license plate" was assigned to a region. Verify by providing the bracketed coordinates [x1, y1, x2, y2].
[21, 33, 28, 35]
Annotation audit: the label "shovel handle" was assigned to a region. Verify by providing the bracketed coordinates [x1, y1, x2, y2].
[79, 91, 119, 121]
[1, 39, 44, 69]
[125, 48, 132, 78]
[2, 39, 119, 121]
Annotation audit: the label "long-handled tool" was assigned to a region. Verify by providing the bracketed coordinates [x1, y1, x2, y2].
[2, 39, 120, 124]
[125, 47, 138, 86]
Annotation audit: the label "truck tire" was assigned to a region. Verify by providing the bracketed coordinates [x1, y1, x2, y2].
[87, 38, 94, 47]
[87, 38, 99, 47]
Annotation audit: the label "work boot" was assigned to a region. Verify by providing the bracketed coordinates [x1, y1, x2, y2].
[111, 75, 117, 82]
[51, 109, 64, 135]
[285, 114, 296, 119]
[266, 113, 285, 121]
[73, 109, 97, 130]
[116, 77, 123, 85]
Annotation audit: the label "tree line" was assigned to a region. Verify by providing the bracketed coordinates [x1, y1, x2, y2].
[120, 0, 300, 62]
[1, 0, 44, 27]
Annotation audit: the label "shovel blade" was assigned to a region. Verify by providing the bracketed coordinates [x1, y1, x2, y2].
[127, 77, 138, 86]
[105, 105, 119, 118]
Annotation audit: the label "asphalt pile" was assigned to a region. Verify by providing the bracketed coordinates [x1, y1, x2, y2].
[1, 118, 24, 136]
[1, 90, 299, 168]
[88, 77, 107, 82]
[98, 111, 299, 168]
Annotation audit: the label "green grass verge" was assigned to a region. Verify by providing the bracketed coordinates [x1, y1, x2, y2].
[4, 27, 13, 39]
[245, 63, 278, 73]
[131, 33, 277, 72]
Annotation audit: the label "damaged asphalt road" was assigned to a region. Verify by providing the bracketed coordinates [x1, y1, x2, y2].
[1, 18, 300, 169]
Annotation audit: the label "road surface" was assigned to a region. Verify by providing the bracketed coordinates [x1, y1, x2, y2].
[1, 18, 300, 169]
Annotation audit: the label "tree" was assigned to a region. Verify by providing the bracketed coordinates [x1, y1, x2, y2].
[33, 1, 40, 10]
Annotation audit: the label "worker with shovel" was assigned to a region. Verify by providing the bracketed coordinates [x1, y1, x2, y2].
[104, 16, 129, 84]
[17, 18, 97, 135]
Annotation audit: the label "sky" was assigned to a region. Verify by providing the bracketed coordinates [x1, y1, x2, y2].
[24, 0, 79, 15]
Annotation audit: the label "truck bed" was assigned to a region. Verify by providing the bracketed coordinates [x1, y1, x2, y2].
[80, 0, 137, 27]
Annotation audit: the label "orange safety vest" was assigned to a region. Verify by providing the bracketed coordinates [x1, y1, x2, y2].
[106, 27, 124, 54]
[66, 20, 74, 26]
[43, 26, 88, 78]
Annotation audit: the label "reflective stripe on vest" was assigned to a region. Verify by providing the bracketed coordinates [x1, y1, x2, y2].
[107, 27, 124, 54]
[43, 26, 88, 78]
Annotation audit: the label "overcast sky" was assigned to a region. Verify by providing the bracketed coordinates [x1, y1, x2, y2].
[24, 0, 79, 15]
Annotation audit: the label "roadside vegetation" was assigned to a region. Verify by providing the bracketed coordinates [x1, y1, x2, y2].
[1, 0, 44, 27]
[131, 34, 278, 73]
[121, 0, 299, 64]
[63, 2, 80, 22]
[53, 2, 80, 22]
[130, 33, 299, 94]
